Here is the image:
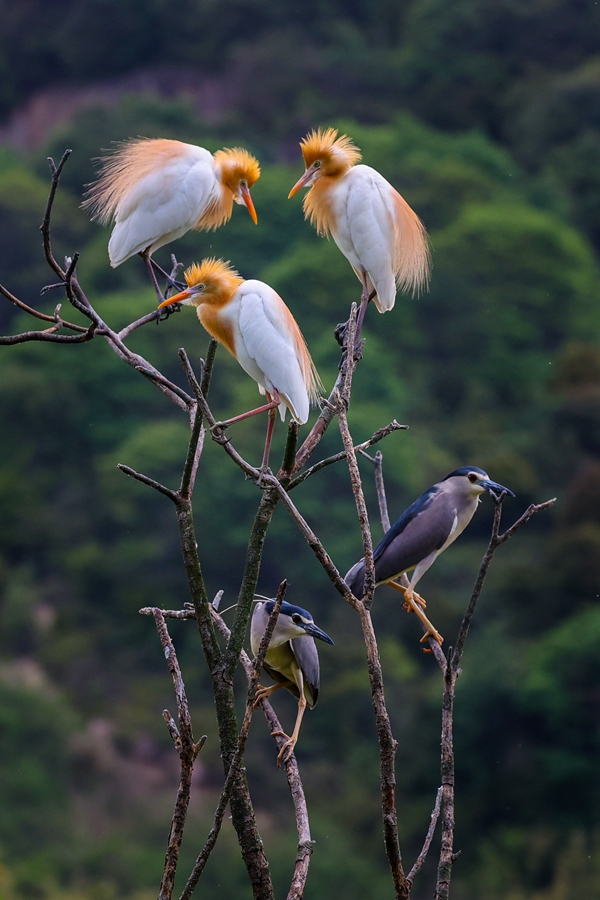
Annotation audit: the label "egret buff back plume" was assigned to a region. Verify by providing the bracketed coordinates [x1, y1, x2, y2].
[251, 599, 334, 765]
[345, 467, 515, 645]
[158, 258, 323, 467]
[288, 127, 430, 330]
[83, 138, 260, 298]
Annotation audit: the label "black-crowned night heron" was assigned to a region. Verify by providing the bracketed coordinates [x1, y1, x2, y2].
[345, 466, 515, 644]
[251, 599, 334, 765]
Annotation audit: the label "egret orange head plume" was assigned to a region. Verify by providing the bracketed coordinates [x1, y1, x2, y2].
[214, 147, 260, 223]
[158, 258, 243, 309]
[300, 128, 361, 175]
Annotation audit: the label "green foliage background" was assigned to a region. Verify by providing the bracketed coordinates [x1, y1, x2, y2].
[2, 3, 600, 898]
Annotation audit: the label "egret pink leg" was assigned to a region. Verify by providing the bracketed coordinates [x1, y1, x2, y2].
[261, 399, 278, 470]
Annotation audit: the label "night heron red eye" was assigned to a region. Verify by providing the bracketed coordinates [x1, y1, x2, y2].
[468, 473, 478, 483]
[292, 614, 302, 624]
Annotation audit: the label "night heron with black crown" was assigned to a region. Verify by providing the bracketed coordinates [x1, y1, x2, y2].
[251, 599, 334, 766]
[345, 467, 515, 645]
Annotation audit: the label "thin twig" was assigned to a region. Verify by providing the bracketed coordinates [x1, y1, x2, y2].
[288, 421, 406, 490]
[359, 448, 391, 532]
[0, 322, 97, 345]
[41, 151, 71, 280]
[142, 608, 206, 900]
[117, 464, 179, 503]
[407, 786, 443, 887]
[0, 282, 87, 331]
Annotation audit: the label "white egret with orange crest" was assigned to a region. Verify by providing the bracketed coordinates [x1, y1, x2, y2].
[288, 128, 430, 340]
[158, 258, 322, 469]
[83, 139, 260, 300]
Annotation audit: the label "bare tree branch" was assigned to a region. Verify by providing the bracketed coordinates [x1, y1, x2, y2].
[138, 608, 206, 900]
[210, 605, 314, 900]
[434, 496, 556, 900]
[180, 583, 287, 900]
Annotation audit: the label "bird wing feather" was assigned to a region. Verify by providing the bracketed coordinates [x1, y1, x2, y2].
[237, 282, 310, 423]
[108, 155, 219, 265]
[373, 490, 458, 583]
[345, 487, 458, 597]
[291, 636, 320, 708]
[345, 166, 399, 312]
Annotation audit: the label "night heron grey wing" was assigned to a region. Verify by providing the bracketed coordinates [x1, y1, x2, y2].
[373, 490, 458, 583]
[345, 487, 457, 597]
[291, 636, 320, 708]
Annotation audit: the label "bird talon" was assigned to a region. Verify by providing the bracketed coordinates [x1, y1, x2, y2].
[210, 421, 229, 440]
[419, 628, 443, 646]
[334, 321, 348, 347]
[157, 302, 182, 322]
[276, 737, 296, 767]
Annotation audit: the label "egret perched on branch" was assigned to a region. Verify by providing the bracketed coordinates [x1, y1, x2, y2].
[83, 138, 260, 300]
[252, 598, 334, 765]
[158, 258, 322, 468]
[288, 127, 430, 340]
[345, 467, 515, 645]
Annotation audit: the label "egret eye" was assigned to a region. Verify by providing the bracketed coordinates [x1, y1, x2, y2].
[194, 283, 205, 291]
[240, 179, 247, 188]
[468, 473, 478, 483]
[313, 160, 321, 169]
[292, 614, 302, 624]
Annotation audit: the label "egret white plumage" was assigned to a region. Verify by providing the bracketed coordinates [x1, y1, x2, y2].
[345, 467, 515, 645]
[158, 258, 322, 468]
[288, 127, 430, 339]
[83, 138, 260, 299]
[251, 599, 334, 765]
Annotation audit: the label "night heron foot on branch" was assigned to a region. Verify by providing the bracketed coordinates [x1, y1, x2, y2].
[345, 467, 515, 646]
[251, 599, 334, 766]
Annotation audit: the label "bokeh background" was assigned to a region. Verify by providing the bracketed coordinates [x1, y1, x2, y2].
[1, 2, 600, 898]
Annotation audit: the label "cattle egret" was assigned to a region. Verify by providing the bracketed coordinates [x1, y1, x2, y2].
[289, 127, 430, 339]
[83, 138, 260, 299]
[251, 598, 334, 765]
[158, 258, 322, 468]
[345, 467, 514, 644]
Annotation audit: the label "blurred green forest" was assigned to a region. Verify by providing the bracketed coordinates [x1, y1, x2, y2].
[2, 2, 600, 899]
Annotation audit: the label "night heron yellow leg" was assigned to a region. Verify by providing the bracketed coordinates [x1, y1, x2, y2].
[271, 692, 308, 767]
[254, 682, 285, 708]
[385, 580, 443, 645]
[389, 579, 427, 609]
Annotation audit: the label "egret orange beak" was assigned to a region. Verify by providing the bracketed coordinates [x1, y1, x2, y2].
[288, 168, 316, 198]
[240, 184, 258, 224]
[157, 288, 193, 309]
